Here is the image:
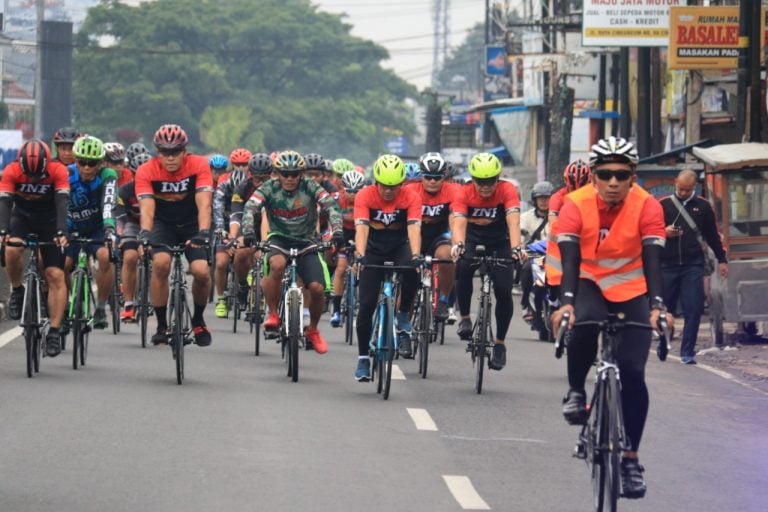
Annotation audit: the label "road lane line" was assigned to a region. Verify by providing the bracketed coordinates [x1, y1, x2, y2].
[442, 475, 491, 510]
[442, 434, 546, 444]
[0, 326, 22, 348]
[392, 364, 406, 380]
[406, 408, 438, 431]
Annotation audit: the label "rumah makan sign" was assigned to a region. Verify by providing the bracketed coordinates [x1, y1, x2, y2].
[582, 0, 687, 47]
[668, 6, 767, 70]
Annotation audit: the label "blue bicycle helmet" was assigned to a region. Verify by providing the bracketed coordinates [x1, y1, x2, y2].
[404, 162, 421, 181]
[209, 154, 228, 171]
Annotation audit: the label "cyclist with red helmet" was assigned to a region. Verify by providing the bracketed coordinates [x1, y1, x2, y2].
[0, 140, 70, 355]
[52, 126, 81, 167]
[353, 154, 422, 380]
[135, 124, 215, 347]
[212, 148, 252, 317]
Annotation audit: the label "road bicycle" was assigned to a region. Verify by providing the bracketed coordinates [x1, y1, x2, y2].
[338, 243, 358, 346]
[149, 243, 194, 385]
[136, 245, 153, 348]
[410, 256, 453, 379]
[108, 243, 122, 334]
[259, 240, 328, 383]
[558, 311, 670, 512]
[461, 245, 516, 394]
[66, 236, 108, 370]
[362, 261, 412, 400]
[245, 250, 265, 356]
[1, 234, 58, 377]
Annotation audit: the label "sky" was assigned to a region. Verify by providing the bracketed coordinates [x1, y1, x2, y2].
[313, 0, 487, 89]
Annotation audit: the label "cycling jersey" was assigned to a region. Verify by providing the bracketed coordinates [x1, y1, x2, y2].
[66, 164, 118, 234]
[548, 187, 568, 216]
[213, 168, 248, 232]
[452, 181, 520, 245]
[241, 177, 341, 242]
[230, 178, 262, 231]
[117, 167, 133, 187]
[337, 191, 356, 231]
[353, 185, 421, 254]
[134, 154, 213, 226]
[403, 181, 459, 241]
[0, 161, 70, 231]
[116, 181, 140, 225]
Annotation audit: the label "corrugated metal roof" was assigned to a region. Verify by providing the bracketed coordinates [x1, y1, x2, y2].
[692, 143, 768, 171]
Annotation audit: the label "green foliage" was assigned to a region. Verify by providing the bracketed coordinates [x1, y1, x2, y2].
[73, 0, 416, 162]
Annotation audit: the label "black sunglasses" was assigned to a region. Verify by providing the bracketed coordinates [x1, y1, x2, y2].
[279, 170, 301, 179]
[595, 170, 633, 182]
[422, 174, 443, 181]
[157, 147, 184, 157]
[77, 159, 101, 168]
[344, 188, 360, 194]
[473, 177, 498, 186]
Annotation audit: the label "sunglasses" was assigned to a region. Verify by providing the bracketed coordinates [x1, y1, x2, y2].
[305, 171, 323, 178]
[422, 174, 443, 182]
[595, 170, 633, 182]
[473, 177, 498, 187]
[157, 147, 184, 157]
[279, 170, 301, 179]
[344, 188, 360, 194]
[77, 159, 101, 168]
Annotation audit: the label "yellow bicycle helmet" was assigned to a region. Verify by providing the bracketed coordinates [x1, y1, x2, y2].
[372, 154, 405, 186]
[468, 153, 501, 179]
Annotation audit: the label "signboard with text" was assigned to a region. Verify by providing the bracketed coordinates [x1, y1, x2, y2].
[668, 6, 766, 69]
[582, 0, 687, 47]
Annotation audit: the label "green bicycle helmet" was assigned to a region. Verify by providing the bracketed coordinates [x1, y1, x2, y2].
[468, 153, 501, 179]
[332, 158, 355, 175]
[73, 135, 105, 160]
[372, 154, 405, 186]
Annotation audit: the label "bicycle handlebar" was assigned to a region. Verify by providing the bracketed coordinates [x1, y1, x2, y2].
[255, 241, 330, 258]
[0, 235, 64, 267]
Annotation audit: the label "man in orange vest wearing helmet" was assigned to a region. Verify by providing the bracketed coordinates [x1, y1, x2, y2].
[551, 136, 670, 500]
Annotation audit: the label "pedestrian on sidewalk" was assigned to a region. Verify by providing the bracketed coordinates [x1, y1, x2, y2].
[660, 169, 728, 364]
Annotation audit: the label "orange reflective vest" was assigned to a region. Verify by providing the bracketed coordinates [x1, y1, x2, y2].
[544, 215, 563, 285]
[561, 184, 650, 302]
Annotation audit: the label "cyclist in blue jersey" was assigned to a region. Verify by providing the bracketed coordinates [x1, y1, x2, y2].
[65, 136, 118, 330]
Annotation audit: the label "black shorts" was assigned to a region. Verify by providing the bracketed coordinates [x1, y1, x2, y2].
[10, 214, 65, 269]
[265, 235, 330, 290]
[420, 233, 450, 255]
[149, 219, 209, 263]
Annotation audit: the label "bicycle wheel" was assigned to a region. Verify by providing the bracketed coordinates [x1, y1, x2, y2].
[590, 383, 607, 512]
[287, 290, 301, 382]
[72, 275, 84, 370]
[382, 295, 395, 400]
[23, 275, 37, 377]
[475, 295, 490, 394]
[138, 262, 149, 348]
[374, 302, 385, 394]
[111, 268, 121, 334]
[603, 371, 622, 512]
[172, 284, 185, 385]
[418, 290, 431, 379]
[344, 272, 356, 345]
[251, 274, 263, 356]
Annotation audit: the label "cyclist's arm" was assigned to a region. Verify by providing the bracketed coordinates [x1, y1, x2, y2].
[450, 214, 467, 246]
[642, 243, 665, 308]
[557, 236, 581, 306]
[195, 189, 212, 232]
[138, 197, 155, 232]
[0, 194, 11, 232]
[100, 169, 118, 230]
[354, 222, 369, 258]
[315, 181, 343, 236]
[229, 191, 245, 239]
[212, 180, 229, 233]
[506, 210, 522, 248]
[241, 190, 266, 236]
[407, 223, 421, 257]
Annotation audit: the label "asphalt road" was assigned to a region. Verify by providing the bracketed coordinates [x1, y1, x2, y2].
[0, 300, 766, 512]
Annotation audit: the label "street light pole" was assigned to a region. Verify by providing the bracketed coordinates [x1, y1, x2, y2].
[34, 0, 44, 139]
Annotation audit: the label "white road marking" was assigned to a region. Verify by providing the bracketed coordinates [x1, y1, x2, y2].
[391, 364, 406, 380]
[0, 326, 22, 348]
[442, 475, 491, 510]
[406, 408, 438, 431]
[442, 434, 546, 444]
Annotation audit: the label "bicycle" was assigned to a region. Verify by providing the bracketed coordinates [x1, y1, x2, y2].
[136, 245, 153, 348]
[411, 256, 453, 379]
[361, 261, 412, 400]
[1, 234, 58, 377]
[66, 236, 108, 370]
[460, 245, 516, 394]
[258, 240, 328, 383]
[245, 250, 265, 356]
[560, 311, 671, 512]
[149, 243, 194, 385]
[109, 244, 122, 334]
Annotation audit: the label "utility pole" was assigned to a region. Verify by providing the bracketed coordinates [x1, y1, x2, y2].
[748, 0, 761, 142]
[619, 47, 631, 139]
[636, 48, 651, 157]
[736, 0, 749, 138]
[34, 0, 44, 139]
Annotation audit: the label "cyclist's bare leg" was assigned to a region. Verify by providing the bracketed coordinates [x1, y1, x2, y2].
[434, 245, 454, 297]
[150, 252, 172, 307]
[333, 255, 347, 300]
[121, 248, 138, 302]
[189, 259, 211, 305]
[214, 250, 229, 296]
[262, 254, 286, 314]
[233, 247, 253, 283]
[95, 246, 113, 303]
[307, 282, 325, 329]
[4, 241, 25, 287]
[44, 266, 66, 329]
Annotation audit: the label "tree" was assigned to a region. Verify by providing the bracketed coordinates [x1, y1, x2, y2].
[73, 0, 417, 161]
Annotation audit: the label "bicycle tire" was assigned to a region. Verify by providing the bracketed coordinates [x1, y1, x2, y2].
[72, 275, 83, 370]
[344, 272, 355, 345]
[590, 381, 607, 512]
[23, 274, 37, 378]
[382, 295, 395, 400]
[419, 289, 431, 378]
[111, 270, 121, 335]
[374, 301, 385, 394]
[475, 294, 490, 394]
[287, 290, 301, 382]
[232, 278, 239, 334]
[138, 263, 149, 348]
[173, 282, 185, 385]
[252, 273, 262, 356]
[604, 371, 621, 512]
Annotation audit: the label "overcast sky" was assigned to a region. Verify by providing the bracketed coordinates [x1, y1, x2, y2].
[313, 0, 487, 90]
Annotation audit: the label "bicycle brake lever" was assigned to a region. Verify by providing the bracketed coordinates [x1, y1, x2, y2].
[656, 315, 671, 361]
[554, 311, 570, 359]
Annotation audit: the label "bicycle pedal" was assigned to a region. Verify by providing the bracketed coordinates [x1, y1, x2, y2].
[573, 441, 587, 460]
[183, 337, 193, 346]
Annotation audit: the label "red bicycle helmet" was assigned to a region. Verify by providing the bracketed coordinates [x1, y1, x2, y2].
[563, 159, 591, 191]
[229, 148, 252, 165]
[19, 140, 51, 178]
[153, 124, 188, 150]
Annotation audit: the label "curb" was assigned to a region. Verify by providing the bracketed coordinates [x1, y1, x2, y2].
[665, 352, 768, 398]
